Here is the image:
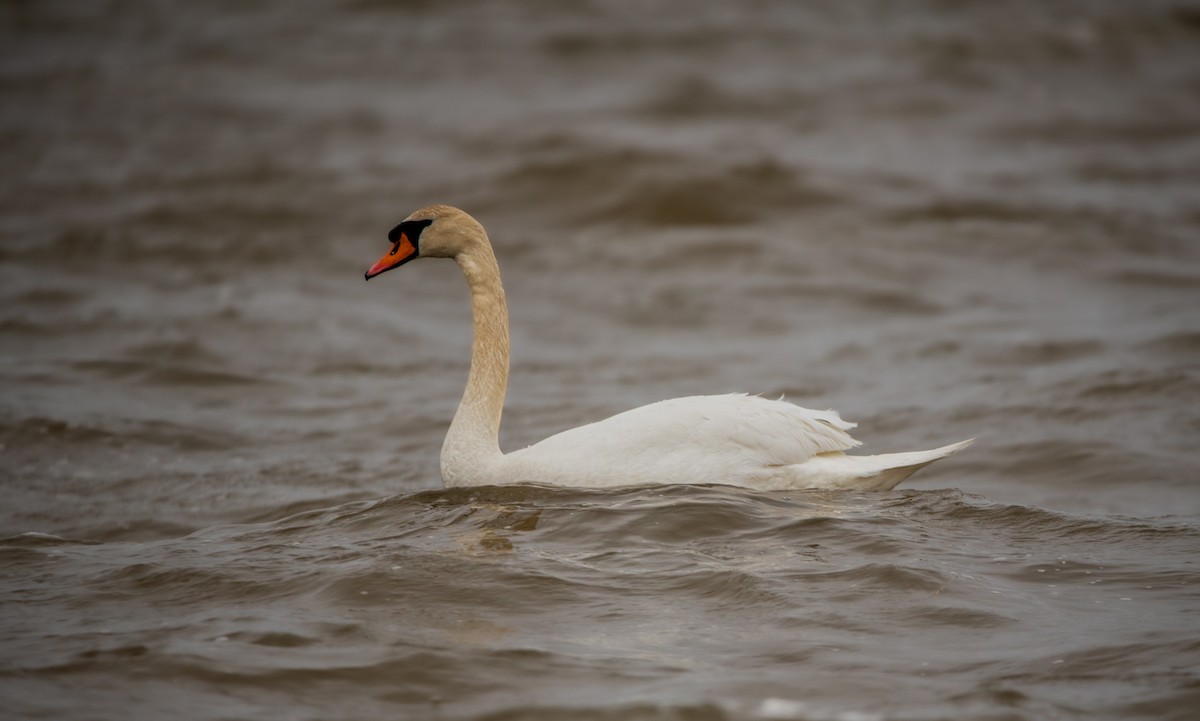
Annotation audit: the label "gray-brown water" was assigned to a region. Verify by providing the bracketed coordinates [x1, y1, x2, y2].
[2, 1, 1199, 719]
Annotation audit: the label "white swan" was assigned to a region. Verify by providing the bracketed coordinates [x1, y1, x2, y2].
[365, 205, 971, 490]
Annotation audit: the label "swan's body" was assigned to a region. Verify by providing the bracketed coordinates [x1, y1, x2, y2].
[365, 205, 971, 490]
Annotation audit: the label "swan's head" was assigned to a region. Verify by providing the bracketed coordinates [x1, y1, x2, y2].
[364, 204, 486, 280]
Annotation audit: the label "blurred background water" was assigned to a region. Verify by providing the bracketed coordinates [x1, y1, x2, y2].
[2, 1, 1199, 719]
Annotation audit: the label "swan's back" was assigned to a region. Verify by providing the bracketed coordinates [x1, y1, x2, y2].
[500, 393, 864, 489]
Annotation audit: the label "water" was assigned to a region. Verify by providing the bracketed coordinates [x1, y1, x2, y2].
[2, 1, 1199, 719]
[5, 487, 1199, 720]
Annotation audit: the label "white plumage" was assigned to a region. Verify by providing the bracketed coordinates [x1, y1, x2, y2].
[365, 205, 972, 491]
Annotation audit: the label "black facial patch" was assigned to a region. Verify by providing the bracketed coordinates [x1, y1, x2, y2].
[388, 218, 433, 248]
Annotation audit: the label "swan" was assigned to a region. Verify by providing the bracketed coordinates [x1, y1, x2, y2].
[365, 204, 971, 490]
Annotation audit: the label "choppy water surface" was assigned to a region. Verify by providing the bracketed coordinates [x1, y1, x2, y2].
[2, 1, 1199, 719]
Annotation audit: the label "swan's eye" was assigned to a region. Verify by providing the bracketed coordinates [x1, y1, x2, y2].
[388, 219, 433, 246]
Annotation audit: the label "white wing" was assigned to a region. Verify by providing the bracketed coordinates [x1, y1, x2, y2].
[503, 393, 861, 487]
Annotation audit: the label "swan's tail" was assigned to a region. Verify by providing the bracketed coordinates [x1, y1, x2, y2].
[859, 438, 975, 491]
[801, 438, 973, 491]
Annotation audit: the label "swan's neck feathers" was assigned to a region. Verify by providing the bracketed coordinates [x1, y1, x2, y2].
[441, 243, 509, 485]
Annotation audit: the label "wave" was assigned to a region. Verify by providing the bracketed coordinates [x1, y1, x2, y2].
[4, 484, 1197, 719]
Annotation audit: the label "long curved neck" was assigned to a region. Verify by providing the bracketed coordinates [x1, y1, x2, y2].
[441, 242, 510, 485]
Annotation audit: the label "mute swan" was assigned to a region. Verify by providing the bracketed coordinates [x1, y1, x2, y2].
[365, 205, 971, 490]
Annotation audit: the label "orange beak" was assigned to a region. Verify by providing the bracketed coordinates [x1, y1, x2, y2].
[364, 233, 419, 280]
